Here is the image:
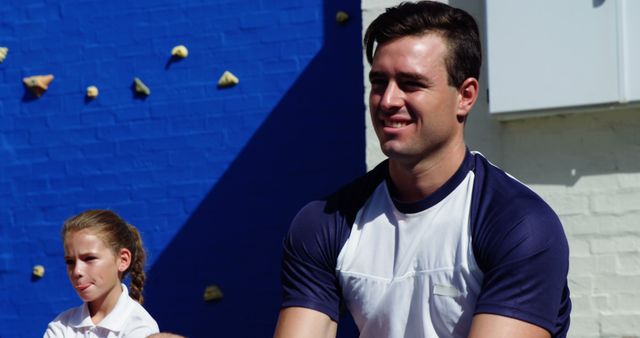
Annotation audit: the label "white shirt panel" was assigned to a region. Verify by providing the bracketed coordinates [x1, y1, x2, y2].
[336, 172, 483, 338]
[44, 284, 159, 338]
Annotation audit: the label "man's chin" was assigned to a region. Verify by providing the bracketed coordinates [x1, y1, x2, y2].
[380, 143, 410, 159]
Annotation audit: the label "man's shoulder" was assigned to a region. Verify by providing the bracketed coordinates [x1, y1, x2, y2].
[323, 159, 388, 226]
[470, 152, 567, 265]
[285, 160, 388, 262]
[471, 152, 556, 218]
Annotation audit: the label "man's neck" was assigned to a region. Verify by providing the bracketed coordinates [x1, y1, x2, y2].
[388, 142, 467, 203]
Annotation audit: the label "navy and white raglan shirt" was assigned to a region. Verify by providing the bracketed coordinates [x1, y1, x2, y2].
[281, 150, 571, 337]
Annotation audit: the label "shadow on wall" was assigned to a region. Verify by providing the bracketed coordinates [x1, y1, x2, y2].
[452, 0, 640, 187]
[144, 0, 364, 337]
[500, 108, 640, 186]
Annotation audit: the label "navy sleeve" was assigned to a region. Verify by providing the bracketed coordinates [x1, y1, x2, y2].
[281, 201, 351, 322]
[471, 155, 571, 337]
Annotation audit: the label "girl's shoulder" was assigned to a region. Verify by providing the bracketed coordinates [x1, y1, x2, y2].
[44, 303, 90, 337]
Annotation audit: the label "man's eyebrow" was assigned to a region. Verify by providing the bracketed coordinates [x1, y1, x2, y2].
[368, 71, 432, 84]
[396, 72, 431, 84]
[368, 71, 387, 80]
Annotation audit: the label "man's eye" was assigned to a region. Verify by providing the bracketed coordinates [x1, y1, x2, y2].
[401, 81, 424, 90]
[370, 79, 387, 90]
[65, 259, 74, 266]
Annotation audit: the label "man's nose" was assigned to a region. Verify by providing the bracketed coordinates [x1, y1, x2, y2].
[379, 82, 404, 112]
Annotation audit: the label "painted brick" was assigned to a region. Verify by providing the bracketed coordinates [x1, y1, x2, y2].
[616, 293, 640, 312]
[562, 214, 600, 236]
[47, 146, 83, 161]
[42, 206, 76, 223]
[616, 253, 640, 275]
[569, 238, 592, 257]
[590, 237, 640, 254]
[81, 142, 118, 158]
[3, 0, 366, 336]
[617, 173, 640, 189]
[567, 316, 601, 338]
[12, 147, 49, 163]
[32, 161, 67, 178]
[570, 255, 617, 277]
[570, 295, 594, 316]
[110, 202, 148, 218]
[5, 131, 30, 147]
[596, 255, 618, 276]
[593, 275, 640, 294]
[240, 12, 280, 29]
[601, 314, 640, 336]
[46, 113, 81, 128]
[568, 275, 593, 296]
[591, 191, 640, 214]
[582, 213, 640, 235]
[593, 294, 614, 313]
[541, 193, 590, 216]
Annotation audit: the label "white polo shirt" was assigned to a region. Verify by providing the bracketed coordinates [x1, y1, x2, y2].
[44, 284, 159, 338]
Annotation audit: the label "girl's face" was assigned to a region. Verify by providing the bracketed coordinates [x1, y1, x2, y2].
[64, 229, 131, 311]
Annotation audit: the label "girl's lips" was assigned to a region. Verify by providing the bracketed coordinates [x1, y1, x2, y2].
[76, 283, 91, 291]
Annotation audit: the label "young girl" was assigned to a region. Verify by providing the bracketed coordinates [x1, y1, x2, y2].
[44, 209, 160, 337]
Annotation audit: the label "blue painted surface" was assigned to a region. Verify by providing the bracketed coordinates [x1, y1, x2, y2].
[0, 0, 364, 336]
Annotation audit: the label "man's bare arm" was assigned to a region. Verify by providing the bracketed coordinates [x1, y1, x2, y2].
[467, 314, 551, 338]
[274, 307, 337, 338]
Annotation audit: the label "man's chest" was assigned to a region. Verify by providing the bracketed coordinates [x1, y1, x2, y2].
[334, 175, 483, 337]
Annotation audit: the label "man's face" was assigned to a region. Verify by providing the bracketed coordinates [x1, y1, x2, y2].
[369, 34, 465, 163]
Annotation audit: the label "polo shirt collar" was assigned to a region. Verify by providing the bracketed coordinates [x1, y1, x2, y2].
[69, 283, 132, 332]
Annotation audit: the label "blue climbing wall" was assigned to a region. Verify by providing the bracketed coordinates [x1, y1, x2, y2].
[0, 0, 364, 336]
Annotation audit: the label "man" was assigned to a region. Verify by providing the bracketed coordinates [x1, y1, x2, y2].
[274, 1, 571, 337]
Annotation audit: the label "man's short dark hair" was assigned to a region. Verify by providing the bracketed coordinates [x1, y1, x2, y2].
[364, 1, 481, 89]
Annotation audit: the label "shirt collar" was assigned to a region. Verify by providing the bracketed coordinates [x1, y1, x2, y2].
[388, 149, 474, 214]
[70, 283, 132, 332]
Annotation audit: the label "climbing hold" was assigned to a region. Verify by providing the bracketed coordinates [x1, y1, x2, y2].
[23, 74, 54, 97]
[86, 85, 99, 99]
[32, 265, 45, 278]
[0, 47, 8, 63]
[171, 45, 189, 58]
[217, 71, 239, 88]
[133, 77, 150, 96]
[336, 11, 349, 24]
[203, 285, 224, 302]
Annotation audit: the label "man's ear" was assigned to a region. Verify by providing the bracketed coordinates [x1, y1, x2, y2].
[117, 248, 132, 272]
[457, 77, 479, 118]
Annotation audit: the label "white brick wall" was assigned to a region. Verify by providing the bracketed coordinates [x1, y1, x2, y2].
[362, 1, 640, 337]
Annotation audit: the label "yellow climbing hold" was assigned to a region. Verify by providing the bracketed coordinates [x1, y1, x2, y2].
[86, 85, 99, 98]
[171, 45, 189, 58]
[133, 77, 151, 96]
[23, 74, 54, 97]
[336, 11, 349, 24]
[203, 285, 224, 302]
[217, 71, 239, 88]
[0, 47, 8, 63]
[32, 265, 45, 278]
